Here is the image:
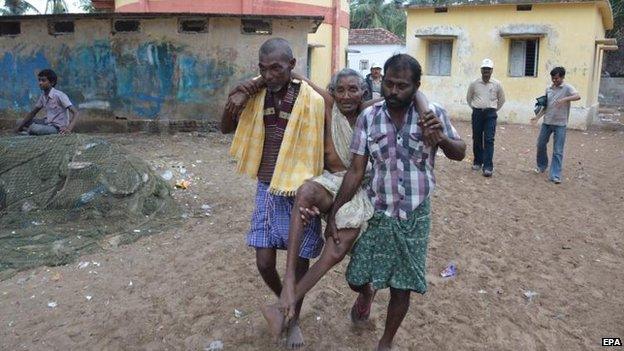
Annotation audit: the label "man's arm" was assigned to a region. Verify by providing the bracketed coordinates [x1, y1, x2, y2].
[326, 153, 368, 244]
[61, 106, 79, 134]
[438, 135, 466, 161]
[220, 77, 265, 134]
[531, 88, 549, 124]
[420, 110, 466, 161]
[466, 82, 475, 108]
[292, 72, 333, 108]
[553, 92, 580, 108]
[14, 107, 41, 133]
[497, 84, 506, 110]
[362, 96, 384, 109]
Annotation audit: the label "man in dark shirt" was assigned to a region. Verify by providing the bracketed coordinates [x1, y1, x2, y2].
[221, 37, 325, 349]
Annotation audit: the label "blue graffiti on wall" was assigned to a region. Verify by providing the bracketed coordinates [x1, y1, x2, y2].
[0, 51, 50, 111]
[0, 40, 234, 118]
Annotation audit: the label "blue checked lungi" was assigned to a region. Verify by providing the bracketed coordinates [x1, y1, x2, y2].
[247, 182, 323, 259]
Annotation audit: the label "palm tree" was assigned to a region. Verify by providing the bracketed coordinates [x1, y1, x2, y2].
[45, 0, 68, 14]
[77, 0, 96, 13]
[0, 0, 39, 15]
[350, 0, 407, 38]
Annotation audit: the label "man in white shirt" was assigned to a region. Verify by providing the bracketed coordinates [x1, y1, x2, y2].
[466, 59, 506, 177]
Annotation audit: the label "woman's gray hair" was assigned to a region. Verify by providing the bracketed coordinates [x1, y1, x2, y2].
[327, 68, 368, 96]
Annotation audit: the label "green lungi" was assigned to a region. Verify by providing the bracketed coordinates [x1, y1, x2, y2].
[346, 198, 431, 293]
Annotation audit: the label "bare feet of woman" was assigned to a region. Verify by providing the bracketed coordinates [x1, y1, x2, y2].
[350, 283, 376, 323]
[261, 304, 285, 340]
[286, 323, 305, 349]
[376, 341, 393, 351]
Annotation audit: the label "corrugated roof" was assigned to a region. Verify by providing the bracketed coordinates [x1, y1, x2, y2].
[349, 28, 405, 45]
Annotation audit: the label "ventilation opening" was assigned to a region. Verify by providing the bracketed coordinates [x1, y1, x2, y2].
[179, 19, 208, 33]
[434, 7, 448, 13]
[49, 21, 75, 35]
[516, 4, 532, 11]
[0, 22, 21, 36]
[114, 20, 140, 33]
[241, 19, 272, 35]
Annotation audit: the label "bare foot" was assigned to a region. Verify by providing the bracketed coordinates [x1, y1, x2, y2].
[286, 323, 305, 349]
[261, 304, 285, 340]
[376, 342, 392, 351]
[350, 284, 376, 323]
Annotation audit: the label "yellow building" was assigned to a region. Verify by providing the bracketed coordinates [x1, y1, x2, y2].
[405, 0, 617, 129]
[93, 0, 350, 87]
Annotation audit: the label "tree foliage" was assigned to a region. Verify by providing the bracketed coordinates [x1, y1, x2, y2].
[45, 0, 68, 14]
[0, 0, 39, 15]
[76, 0, 96, 13]
[350, 0, 407, 38]
[609, 0, 623, 35]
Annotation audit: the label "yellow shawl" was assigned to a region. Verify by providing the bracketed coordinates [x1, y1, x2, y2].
[229, 80, 325, 196]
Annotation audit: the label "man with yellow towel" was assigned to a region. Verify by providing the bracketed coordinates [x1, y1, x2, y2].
[221, 37, 324, 349]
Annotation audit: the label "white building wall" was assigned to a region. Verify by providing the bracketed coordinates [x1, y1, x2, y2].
[347, 44, 407, 76]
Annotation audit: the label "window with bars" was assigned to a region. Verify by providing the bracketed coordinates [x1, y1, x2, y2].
[427, 40, 452, 76]
[508, 39, 539, 77]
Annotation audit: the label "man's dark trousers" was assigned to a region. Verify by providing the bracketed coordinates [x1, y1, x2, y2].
[471, 108, 497, 172]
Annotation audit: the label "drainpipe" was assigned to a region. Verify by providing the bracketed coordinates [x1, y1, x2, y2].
[331, 0, 340, 74]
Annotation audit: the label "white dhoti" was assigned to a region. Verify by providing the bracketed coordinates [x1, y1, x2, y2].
[311, 104, 374, 233]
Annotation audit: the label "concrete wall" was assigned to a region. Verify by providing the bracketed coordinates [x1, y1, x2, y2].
[407, 3, 607, 130]
[347, 44, 407, 77]
[0, 16, 312, 124]
[111, 0, 351, 88]
[599, 77, 624, 106]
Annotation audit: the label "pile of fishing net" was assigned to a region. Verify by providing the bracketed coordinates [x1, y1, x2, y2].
[0, 134, 179, 279]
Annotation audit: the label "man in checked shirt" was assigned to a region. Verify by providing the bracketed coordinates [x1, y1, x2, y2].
[326, 54, 466, 351]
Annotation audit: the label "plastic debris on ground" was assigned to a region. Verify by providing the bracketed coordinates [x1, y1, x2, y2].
[160, 170, 173, 181]
[47, 301, 57, 308]
[523, 290, 539, 301]
[234, 309, 245, 318]
[205, 340, 224, 351]
[440, 263, 457, 278]
[175, 180, 191, 189]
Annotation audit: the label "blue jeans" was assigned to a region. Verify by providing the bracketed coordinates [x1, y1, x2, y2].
[471, 108, 497, 171]
[19, 118, 59, 135]
[536, 123, 567, 181]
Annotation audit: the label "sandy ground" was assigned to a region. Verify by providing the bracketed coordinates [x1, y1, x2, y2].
[1, 121, 623, 351]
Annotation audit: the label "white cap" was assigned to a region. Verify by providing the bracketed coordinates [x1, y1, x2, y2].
[371, 63, 382, 69]
[481, 58, 494, 68]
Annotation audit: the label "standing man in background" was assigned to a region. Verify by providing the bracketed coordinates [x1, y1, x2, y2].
[365, 63, 383, 101]
[466, 58, 505, 177]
